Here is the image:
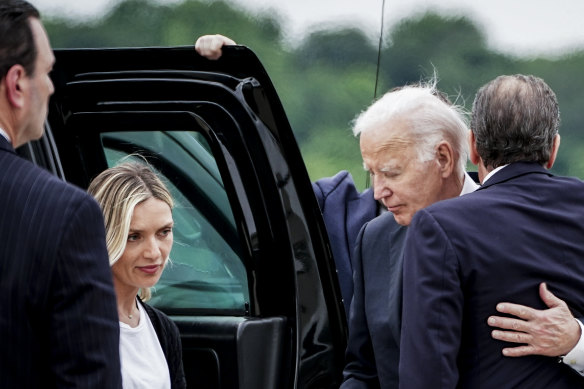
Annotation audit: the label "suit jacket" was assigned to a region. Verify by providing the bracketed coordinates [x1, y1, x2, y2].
[341, 212, 407, 389]
[0, 137, 122, 387]
[313, 171, 378, 317]
[400, 162, 584, 388]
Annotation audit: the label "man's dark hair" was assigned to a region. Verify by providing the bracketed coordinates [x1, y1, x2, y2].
[0, 0, 40, 79]
[471, 74, 560, 168]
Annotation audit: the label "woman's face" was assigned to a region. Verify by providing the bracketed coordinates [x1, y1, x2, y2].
[112, 197, 173, 294]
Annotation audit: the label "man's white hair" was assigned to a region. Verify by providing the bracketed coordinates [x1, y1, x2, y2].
[352, 79, 470, 176]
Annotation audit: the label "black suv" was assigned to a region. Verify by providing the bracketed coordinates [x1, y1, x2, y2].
[19, 45, 347, 389]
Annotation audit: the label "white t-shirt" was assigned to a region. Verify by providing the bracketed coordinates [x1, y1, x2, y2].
[119, 301, 171, 389]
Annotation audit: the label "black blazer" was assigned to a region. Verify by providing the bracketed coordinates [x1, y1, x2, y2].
[0, 137, 121, 387]
[400, 162, 584, 388]
[313, 170, 378, 318]
[341, 212, 407, 389]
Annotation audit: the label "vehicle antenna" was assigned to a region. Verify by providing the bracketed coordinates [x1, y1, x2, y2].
[367, 0, 386, 189]
[373, 0, 386, 99]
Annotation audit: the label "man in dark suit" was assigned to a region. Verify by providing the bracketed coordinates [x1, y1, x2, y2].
[399, 74, 584, 387]
[313, 170, 378, 317]
[0, 1, 121, 387]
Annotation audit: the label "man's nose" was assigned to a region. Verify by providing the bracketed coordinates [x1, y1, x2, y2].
[373, 179, 392, 200]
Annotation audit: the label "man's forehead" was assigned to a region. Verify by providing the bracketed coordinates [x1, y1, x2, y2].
[362, 130, 413, 155]
[362, 140, 415, 168]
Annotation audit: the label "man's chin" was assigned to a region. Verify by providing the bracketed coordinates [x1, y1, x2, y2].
[392, 213, 412, 227]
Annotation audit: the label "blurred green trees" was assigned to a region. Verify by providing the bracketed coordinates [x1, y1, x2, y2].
[43, 0, 584, 189]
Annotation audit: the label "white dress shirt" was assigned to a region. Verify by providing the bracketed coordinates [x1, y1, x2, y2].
[461, 171, 480, 195]
[562, 319, 584, 374]
[0, 127, 11, 143]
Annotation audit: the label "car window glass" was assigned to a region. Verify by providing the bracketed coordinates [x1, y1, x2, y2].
[102, 131, 249, 314]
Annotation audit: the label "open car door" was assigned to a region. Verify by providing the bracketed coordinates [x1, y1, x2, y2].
[31, 45, 347, 389]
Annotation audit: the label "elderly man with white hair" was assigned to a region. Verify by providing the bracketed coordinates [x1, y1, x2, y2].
[341, 81, 479, 388]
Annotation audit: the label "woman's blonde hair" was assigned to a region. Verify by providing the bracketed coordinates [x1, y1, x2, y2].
[88, 160, 173, 301]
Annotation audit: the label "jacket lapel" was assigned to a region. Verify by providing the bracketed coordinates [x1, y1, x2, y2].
[387, 222, 407, 344]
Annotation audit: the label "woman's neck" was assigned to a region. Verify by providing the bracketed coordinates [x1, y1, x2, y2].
[114, 279, 140, 326]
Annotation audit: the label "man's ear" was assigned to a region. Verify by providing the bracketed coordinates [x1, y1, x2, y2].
[469, 131, 481, 165]
[4, 64, 27, 109]
[545, 134, 561, 169]
[436, 141, 455, 178]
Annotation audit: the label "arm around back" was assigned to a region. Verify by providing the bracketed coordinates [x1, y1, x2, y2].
[399, 209, 463, 388]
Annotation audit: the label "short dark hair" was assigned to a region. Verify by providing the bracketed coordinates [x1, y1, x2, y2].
[0, 0, 40, 79]
[471, 74, 560, 168]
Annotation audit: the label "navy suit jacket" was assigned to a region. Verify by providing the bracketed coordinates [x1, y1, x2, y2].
[341, 212, 407, 389]
[400, 162, 584, 388]
[313, 171, 378, 317]
[0, 137, 122, 387]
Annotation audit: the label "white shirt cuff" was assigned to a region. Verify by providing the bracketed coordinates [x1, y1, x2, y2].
[562, 319, 584, 375]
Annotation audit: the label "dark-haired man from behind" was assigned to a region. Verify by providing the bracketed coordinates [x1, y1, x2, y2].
[0, 1, 121, 387]
[400, 74, 584, 387]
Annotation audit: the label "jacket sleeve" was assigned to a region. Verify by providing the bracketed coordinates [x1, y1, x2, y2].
[399, 209, 463, 389]
[341, 223, 381, 389]
[312, 181, 325, 211]
[51, 195, 122, 388]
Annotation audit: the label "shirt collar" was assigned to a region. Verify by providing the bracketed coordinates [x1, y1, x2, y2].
[0, 127, 11, 144]
[482, 164, 509, 185]
[460, 171, 479, 196]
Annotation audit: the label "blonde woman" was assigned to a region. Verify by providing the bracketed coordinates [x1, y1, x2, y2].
[88, 162, 186, 389]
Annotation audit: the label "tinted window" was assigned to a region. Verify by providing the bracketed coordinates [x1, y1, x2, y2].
[102, 131, 249, 314]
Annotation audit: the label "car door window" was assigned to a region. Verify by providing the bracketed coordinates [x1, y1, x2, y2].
[102, 130, 249, 314]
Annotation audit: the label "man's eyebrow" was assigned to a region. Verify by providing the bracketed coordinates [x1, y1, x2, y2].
[379, 161, 400, 172]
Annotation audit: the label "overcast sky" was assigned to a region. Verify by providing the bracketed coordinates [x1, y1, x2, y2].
[29, 0, 584, 57]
